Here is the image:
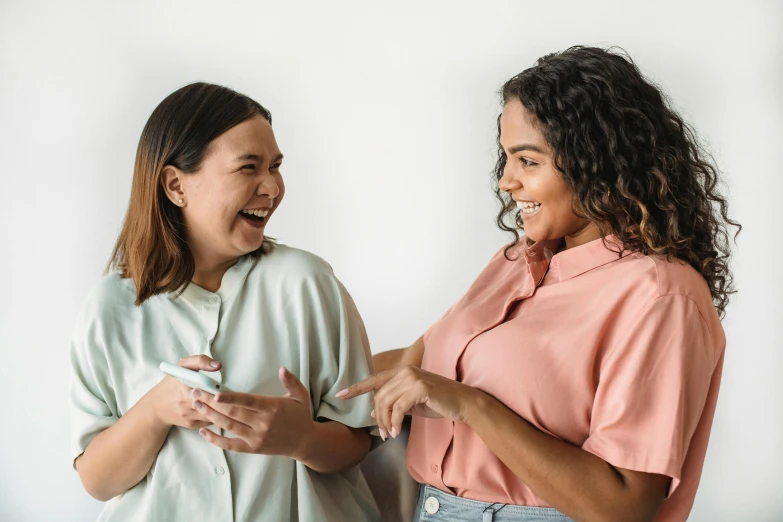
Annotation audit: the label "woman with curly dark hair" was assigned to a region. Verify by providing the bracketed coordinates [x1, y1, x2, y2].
[341, 46, 739, 521]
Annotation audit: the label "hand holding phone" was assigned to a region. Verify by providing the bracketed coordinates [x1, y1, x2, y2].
[159, 361, 232, 395]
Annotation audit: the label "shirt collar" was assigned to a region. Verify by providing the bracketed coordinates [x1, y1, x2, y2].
[523, 235, 630, 283]
[177, 255, 258, 304]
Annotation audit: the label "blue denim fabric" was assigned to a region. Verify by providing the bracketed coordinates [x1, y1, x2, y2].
[412, 484, 575, 522]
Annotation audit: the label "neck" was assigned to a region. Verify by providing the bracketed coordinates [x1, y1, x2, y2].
[564, 222, 603, 250]
[190, 250, 240, 293]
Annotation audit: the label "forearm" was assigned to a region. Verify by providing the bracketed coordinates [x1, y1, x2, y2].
[75, 393, 170, 501]
[465, 391, 661, 522]
[296, 421, 371, 474]
[373, 336, 425, 373]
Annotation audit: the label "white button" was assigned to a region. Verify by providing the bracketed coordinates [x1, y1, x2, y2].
[215, 466, 225, 475]
[208, 296, 218, 303]
[424, 496, 440, 514]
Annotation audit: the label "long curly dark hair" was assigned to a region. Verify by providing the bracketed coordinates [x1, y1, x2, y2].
[494, 46, 740, 317]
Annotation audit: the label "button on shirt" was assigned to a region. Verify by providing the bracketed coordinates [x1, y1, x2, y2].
[70, 245, 380, 521]
[407, 237, 725, 522]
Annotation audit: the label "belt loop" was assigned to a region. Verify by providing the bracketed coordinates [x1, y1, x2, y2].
[483, 503, 508, 522]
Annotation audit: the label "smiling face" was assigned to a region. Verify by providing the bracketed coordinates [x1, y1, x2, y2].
[162, 115, 285, 267]
[498, 99, 600, 249]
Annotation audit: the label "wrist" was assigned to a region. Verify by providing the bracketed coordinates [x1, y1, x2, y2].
[290, 419, 320, 464]
[462, 386, 492, 427]
[140, 384, 172, 431]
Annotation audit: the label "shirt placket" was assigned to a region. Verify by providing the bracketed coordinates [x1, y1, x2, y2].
[427, 248, 552, 491]
[200, 294, 234, 521]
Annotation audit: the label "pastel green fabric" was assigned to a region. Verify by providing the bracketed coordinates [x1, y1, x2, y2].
[70, 244, 380, 521]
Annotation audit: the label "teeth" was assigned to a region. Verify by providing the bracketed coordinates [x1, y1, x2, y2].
[241, 209, 269, 218]
[516, 201, 541, 214]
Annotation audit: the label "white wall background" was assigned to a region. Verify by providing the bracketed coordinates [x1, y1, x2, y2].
[1, 1, 781, 520]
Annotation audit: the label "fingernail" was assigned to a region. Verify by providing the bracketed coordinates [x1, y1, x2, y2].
[210, 361, 221, 368]
[379, 428, 388, 441]
[193, 400, 203, 410]
[192, 389, 202, 399]
[199, 428, 208, 437]
[370, 409, 376, 419]
[390, 427, 398, 439]
[335, 389, 348, 398]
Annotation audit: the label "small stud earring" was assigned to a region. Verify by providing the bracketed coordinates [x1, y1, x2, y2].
[178, 199, 184, 205]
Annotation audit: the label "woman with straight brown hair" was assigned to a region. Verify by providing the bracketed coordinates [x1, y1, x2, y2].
[69, 82, 380, 521]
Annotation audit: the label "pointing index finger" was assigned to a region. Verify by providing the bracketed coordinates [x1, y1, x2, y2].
[335, 370, 394, 400]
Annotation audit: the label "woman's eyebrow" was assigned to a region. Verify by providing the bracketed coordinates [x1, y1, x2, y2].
[233, 153, 284, 162]
[234, 153, 260, 162]
[507, 143, 546, 154]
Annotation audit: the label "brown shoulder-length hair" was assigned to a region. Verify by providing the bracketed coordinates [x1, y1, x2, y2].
[494, 46, 741, 318]
[109, 82, 274, 306]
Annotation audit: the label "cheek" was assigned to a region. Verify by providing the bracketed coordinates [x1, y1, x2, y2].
[538, 174, 577, 223]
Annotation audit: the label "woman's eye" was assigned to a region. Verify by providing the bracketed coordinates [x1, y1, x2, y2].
[520, 158, 538, 167]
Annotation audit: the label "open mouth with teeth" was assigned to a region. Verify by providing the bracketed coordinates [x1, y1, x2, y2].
[516, 201, 542, 215]
[239, 208, 269, 224]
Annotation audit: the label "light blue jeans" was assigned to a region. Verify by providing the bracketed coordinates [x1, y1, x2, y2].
[413, 484, 575, 522]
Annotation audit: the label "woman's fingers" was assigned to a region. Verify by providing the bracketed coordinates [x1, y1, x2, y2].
[192, 389, 257, 423]
[389, 390, 419, 437]
[199, 428, 252, 453]
[178, 354, 222, 372]
[213, 391, 274, 412]
[373, 371, 412, 438]
[193, 399, 253, 438]
[335, 369, 397, 400]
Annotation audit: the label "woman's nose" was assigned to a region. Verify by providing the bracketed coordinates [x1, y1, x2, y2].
[257, 173, 280, 199]
[498, 166, 521, 193]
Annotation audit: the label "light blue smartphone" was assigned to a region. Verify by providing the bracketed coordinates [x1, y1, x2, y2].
[159, 361, 232, 395]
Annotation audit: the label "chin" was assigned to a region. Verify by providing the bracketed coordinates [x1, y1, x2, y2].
[523, 228, 541, 243]
[234, 237, 265, 256]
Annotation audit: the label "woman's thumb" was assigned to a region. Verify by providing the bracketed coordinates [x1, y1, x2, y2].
[279, 367, 308, 402]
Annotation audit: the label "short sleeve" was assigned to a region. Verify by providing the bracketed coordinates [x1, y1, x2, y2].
[69, 304, 118, 469]
[581, 294, 719, 496]
[306, 272, 376, 430]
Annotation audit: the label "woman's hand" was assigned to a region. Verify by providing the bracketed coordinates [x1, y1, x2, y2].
[336, 366, 483, 440]
[191, 366, 315, 458]
[149, 355, 221, 429]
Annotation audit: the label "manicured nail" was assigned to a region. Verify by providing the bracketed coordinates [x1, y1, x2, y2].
[193, 400, 203, 410]
[192, 389, 202, 399]
[370, 409, 376, 419]
[335, 389, 349, 398]
[390, 427, 398, 439]
[379, 428, 388, 441]
[210, 361, 221, 368]
[199, 428, 208, 437]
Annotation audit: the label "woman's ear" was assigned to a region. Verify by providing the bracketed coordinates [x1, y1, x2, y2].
[161, 165, 186, 206]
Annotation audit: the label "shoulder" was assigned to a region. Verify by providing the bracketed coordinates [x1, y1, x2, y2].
[75, 271, 158, 337]
[621, 253, 723, 339]
[80, 272, 138, 318]
[254, 243, 336, 281]
[612, 253, 711, 301]
[252, 244, 335, 287]
[71, 272, 140, 356]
